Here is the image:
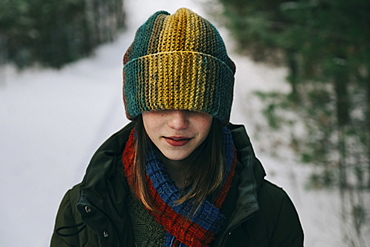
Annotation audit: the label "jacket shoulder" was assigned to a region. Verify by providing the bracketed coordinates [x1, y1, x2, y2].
[51, 184, 82, 245]
[259, 180, 291, 205]
[246, 180, 304, 246]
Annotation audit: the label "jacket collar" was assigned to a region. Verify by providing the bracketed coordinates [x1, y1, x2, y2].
[227, 124, 266, 228]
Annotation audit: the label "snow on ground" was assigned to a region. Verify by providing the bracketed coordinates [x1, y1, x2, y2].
[0, 0, 368, 246]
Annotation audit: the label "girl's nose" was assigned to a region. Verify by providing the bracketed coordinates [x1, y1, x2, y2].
[168, 110, 189, 130]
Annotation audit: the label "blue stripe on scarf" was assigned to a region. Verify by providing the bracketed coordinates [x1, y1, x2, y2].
[146, 127, 235, 246]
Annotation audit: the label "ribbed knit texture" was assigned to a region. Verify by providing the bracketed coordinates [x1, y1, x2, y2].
[127, 190, 165, 246]
[122, 8, 235, 123]
[122, 127, 237, 247]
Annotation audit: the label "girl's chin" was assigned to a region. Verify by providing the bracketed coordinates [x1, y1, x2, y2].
[159, 149, 194, 162]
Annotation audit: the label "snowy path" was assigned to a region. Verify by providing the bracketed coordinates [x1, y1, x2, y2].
[1, 0, 368, 246]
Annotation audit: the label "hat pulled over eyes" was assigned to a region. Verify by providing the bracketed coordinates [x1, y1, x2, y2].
[122, 8, 235, 123]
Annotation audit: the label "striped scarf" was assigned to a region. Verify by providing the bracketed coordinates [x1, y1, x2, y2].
[122, 127, 236, 246]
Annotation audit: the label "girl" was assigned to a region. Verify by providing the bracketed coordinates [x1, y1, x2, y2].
[51, 8, 303, 247]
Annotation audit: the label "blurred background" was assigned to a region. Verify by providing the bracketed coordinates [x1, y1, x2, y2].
[0, 0, 369, 246]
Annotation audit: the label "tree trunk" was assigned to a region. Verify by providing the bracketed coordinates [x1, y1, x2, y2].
[334, 69, 350, 189]
[287, 52, 299, 102]
[367, 75, 370, 188]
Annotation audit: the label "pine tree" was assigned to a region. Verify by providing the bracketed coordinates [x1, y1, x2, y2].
[0, 0, 126, 69]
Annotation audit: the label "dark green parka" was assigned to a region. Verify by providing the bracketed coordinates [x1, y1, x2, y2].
[51, 123, 304, 246]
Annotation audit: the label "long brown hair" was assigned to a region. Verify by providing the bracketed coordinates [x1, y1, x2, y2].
[130, 115, 227, 211]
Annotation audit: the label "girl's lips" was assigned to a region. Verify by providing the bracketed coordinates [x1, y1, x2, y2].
[163, 136, 192, 146]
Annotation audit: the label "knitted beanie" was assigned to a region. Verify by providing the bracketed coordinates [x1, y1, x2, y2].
[122, 8, 236, 123]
